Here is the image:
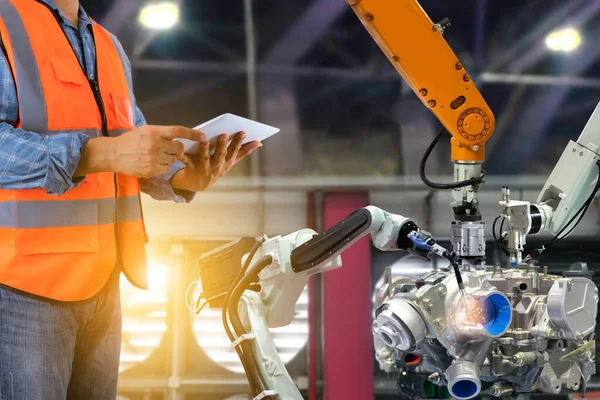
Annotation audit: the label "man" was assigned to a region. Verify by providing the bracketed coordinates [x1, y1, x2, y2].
[0, 0, 261, 399]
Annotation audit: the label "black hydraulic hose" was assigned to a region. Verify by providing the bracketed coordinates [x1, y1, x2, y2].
[222, 236, 265, 341]
[227, 254, 274, 397]
[220, 237, 266, 396]
[420, 127, 485, 190]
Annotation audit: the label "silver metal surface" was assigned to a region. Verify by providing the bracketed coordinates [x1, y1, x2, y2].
[373, 267, 598, 397]
[375, 298, 427, 351]
[450, 220, 485, 268]
[547, 278, 599, 339]
[490, 382, 513, 397]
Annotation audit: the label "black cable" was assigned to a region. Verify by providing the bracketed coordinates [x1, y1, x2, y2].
[222, 236, 265, 341]
[526, 161, 600, 260]
[228, 255, 273, 337]
[420, 127, 485, 190]
[549, 168, 600, 244]
[492, 215, 510, 256]
[219, 237, 266, 396]
[195, 292, 224, 314]
[227, 255, 274, 397]
[196, 285, 261, 315]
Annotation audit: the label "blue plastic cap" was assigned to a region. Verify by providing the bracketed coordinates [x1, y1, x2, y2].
[482, 293, 512, 336]
[452, 380, 478, 399]
[510, 262, 518, 267]
[409, 236, 431, 250]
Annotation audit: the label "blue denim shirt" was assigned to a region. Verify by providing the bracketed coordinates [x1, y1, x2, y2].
[0, 0, 194, 202]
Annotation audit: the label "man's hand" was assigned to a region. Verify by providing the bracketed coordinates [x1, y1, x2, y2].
[172, 131, 261, 192]
[76, 125, 203, 178]
[111, 126, 203, 178]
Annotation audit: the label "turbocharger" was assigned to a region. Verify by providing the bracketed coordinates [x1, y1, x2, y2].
[373, 264, 597, 399]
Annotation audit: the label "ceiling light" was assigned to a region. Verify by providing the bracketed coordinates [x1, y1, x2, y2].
[139, 2, 179, 30]
[545, 28, 581, 52]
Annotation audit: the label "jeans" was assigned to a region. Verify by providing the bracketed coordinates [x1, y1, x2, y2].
[0, 273, 122, 400]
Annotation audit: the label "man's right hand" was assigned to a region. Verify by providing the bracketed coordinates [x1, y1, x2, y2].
[77, 126, 203, 178]
[111, 126, 203, 178]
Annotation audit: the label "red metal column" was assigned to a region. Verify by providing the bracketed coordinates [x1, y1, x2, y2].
[307, 191, 319, 400]
[322, 192, 373, 400]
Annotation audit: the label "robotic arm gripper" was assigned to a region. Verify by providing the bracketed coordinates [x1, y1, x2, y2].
[231, 206, 452, 399]
[500, 102, 600, 265]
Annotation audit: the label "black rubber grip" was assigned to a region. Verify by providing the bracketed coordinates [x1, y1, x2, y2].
[290, 208, 373, 273]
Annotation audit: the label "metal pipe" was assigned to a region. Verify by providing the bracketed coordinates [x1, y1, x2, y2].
[173, 175, 553, 192]
[474, 0, 487, 72]
[244, 0, 260, 179]
[480, 72, 600, 88]
[169, 244, 185, 400]
[135, 59, 600, 89]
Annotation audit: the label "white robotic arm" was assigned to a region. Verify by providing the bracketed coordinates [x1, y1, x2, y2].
[500, 102, 600, 265]
[227, 206, 453, 399]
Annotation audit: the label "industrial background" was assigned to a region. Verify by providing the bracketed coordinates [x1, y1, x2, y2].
[81, 0, 600, 399]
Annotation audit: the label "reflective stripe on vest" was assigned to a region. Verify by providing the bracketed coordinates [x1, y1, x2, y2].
[35, 128, 129, 138]
[0, 196, 141, 228]
[0, 0, 47, 132]
[0, 0, 149, 301]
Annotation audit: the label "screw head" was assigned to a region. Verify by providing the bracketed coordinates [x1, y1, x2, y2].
[434, 318, 444, 328]
[437, 287, 447, 297]
[423, 298, 433, 309]
[546, 328, 555, 337]
[428, 372, 441, 384]
[473, 145, 479, 151]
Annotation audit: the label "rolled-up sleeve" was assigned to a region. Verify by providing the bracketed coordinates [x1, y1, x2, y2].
[133, 106, 195, 203]
[0, 123, 90, 195]
[139, 160, 196, 203]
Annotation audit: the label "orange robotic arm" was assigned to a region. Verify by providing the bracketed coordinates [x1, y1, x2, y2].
[347, 0, 495, 163]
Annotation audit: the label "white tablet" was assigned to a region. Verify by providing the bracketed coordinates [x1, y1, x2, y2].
[176, 113, 280, 154]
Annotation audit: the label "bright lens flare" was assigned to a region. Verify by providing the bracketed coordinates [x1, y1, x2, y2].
[139, 2, 180, 30]
[456, 296, 490, 328]
[545, 28, 581, 52]
[119, 258, 169, 372]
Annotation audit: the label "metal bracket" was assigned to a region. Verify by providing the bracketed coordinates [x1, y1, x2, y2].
[232, 333, 256, 348]
[253, 389, 278, 400]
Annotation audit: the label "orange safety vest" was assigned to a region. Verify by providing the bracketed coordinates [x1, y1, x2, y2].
[0, 0, 148, 301]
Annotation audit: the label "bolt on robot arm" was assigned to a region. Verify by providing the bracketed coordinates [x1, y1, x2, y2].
[227, 206, 453, 400]
[499, 102, 600, 265]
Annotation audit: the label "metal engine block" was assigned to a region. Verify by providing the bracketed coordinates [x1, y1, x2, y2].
[373, 263, 598, 399]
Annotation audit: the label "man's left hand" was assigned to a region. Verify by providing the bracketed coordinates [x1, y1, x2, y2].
[172, 131, 261, 192]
